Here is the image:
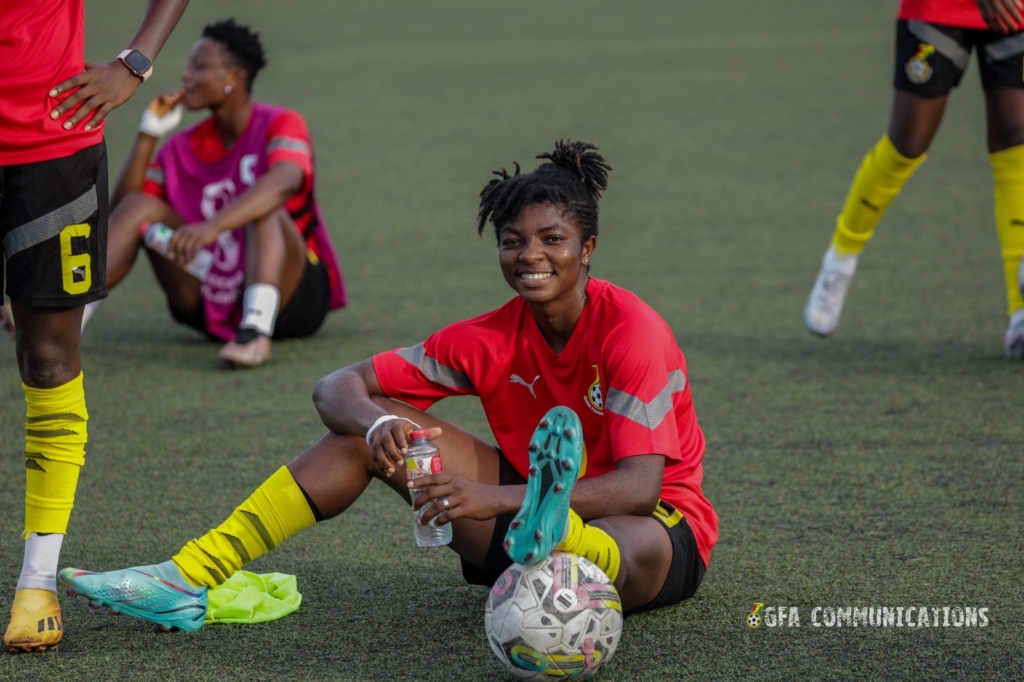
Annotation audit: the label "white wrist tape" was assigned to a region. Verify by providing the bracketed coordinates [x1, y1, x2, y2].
[139, 104, 183, 138]
[365, 415, 421, 447]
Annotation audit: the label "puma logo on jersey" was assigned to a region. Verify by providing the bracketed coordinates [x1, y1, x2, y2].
[72, 266, 86, 282]
[510, 374, 540, 399]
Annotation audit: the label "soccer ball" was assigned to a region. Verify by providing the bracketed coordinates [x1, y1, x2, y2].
[485, 552, 622, 681]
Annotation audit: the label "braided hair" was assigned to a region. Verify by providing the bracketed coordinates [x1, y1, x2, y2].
[202, 19, 267, 92]
[477, 139, 611, 244]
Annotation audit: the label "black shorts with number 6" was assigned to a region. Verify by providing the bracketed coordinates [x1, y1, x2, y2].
[1, 142, 108, 307]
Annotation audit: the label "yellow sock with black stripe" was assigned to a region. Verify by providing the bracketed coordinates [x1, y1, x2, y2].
[555, 509, 621, 581]
[171, 466, 317, 588]
[23, 372, 88, 537]
[990, 145, 1024, 315]
[832, 135, 926, 255]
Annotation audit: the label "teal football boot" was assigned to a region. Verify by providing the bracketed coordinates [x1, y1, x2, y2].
[503, 406, 583, 565]
[59, 561, 207, 632]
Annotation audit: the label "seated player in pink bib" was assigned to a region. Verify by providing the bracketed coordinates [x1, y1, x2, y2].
[96, 19, 346, 367]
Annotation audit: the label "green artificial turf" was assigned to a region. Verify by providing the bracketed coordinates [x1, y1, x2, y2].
[2, 1, 1023, 679]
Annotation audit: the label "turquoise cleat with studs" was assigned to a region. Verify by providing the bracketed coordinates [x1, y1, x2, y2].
[59, 561, 208, 633]
[503, 406, 583, 566]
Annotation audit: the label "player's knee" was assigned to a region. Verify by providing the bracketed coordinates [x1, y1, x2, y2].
[18, 343, 76, 387]
[888, 129, 930, 159]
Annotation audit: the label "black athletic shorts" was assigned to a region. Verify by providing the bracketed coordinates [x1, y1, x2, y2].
[169, 252, 330, 340]
[0, 142, 109, 307]
[895, 19, 1024, 96]
[461, 456, 707, 615]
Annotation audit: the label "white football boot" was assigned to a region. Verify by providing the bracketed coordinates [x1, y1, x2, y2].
[1005, 256, 1024, 359]
[804, 246, 858, 336]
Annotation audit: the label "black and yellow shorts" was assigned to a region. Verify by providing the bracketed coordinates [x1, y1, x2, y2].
[895, 19, 1024, 96]
[1, 142, 108, 307]
[461, 456, 707, 615]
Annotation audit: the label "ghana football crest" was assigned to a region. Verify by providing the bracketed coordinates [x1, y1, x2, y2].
[585, 364, 603, 415]
[906, 43, 935, 84]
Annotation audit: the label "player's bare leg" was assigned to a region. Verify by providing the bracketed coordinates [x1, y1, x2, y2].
[805, 91, 945, 336]
[219, 209, 306, 368]
[5, 303, 85, 653]
[58, 398, 505, 631]
[106, 192, 185, 289]
[289, 396, 503, 566]
[80, 193, 189, 331]
[983, 88, 1024, 356]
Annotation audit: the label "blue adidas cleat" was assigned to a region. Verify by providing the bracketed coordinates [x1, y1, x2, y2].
[59, 561, 207, 633]
[503, 406, 583, 566]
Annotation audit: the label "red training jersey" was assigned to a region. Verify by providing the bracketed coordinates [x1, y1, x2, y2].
[144, 105, 318, 238]
[899, 0, 1022, 31]
[0, 0, 104, 166]
[372, 278, 718, 568]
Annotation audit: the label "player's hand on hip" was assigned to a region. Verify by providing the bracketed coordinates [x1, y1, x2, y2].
[977, 0, 1024, 34]
[49, 60, 143, 131]
[409, 473, 502, 526]
[168, 222, 218, 268]
[139, 90, 184, 138]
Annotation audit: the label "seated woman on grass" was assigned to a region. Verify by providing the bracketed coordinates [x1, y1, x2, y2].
[60, 140, 718, 630]
[95, 19, 346, 368]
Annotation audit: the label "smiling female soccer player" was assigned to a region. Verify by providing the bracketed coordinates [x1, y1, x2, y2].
[59, 140, 717, 631]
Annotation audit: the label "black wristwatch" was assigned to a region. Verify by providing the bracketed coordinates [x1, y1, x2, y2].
[117, 49, 153, 82]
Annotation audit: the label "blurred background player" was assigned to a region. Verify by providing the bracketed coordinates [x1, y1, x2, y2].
[804, 0, 1024, 357]
[91, 19, 346, 368]
[57, 140, 717, 632]
[0, 0, 190, 653]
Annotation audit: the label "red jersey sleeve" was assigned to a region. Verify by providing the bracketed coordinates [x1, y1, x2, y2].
[265, 110, 313, 180]
[601, 315, 690, 464]
[372, 324, 479, 412]
[142, 159, 167, 201]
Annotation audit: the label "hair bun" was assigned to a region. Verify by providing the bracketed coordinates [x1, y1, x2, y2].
[536, 139, 611, 200]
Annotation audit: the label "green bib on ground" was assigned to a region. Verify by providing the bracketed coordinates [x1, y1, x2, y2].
[204, 571, 301, 624]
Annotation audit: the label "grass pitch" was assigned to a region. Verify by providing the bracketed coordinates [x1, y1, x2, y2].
[2, 1, 1023, 679]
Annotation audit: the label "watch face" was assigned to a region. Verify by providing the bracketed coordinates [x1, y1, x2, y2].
[124, 50, 152, 75]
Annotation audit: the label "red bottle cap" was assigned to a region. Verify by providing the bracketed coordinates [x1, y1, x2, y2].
[409, 429, 431, 440]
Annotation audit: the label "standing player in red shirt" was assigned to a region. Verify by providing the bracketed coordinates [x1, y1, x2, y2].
[804, 0, 1024, 356]
[0, 0, 190, 653]
[57, 141, 718, 636]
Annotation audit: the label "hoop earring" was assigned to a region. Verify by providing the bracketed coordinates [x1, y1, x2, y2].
[224, 84, 233, 94]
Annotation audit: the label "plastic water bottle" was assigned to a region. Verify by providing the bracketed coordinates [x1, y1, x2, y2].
[142, 222, 213, 280]
[406, 430, 453, 548]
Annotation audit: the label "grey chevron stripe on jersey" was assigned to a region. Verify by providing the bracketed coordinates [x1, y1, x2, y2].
[396, 343, 473, 389]
[907, 21, 970, 71]
[605, 369, 687, 429]
[2, 186, 98, 257]
[267, 137, 311, 155]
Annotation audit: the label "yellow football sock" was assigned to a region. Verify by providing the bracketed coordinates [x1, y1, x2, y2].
[555, 509, 621, 582]
[832, 135, 926, 255]
[990, 145, 1024, 315]
[23, 373, 88, 537]
[172, 466, 316, 588]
